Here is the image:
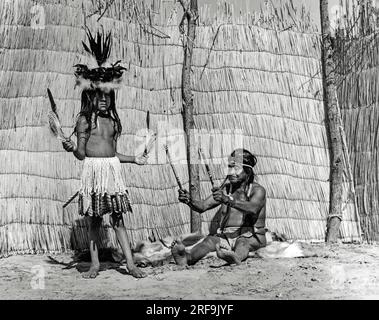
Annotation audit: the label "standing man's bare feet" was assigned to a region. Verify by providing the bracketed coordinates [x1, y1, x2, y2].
[127, 265, 146, 278]
[171, 239, 188, 266]
[215, 244, 241, 265]
[82, 263, 100, 279]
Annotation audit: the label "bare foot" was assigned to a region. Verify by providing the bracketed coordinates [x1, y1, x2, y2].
[215, 244, 241, 265]
[171, 239, 188, 266]
[127, 265, 147, 278]
[82, 264, 100, 279]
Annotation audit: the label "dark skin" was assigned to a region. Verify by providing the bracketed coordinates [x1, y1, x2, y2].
[62, 89, 148, 279]
[172, 158, 266, 266]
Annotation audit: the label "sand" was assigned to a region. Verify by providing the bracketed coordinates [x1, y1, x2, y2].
[1, 243, 379, 300]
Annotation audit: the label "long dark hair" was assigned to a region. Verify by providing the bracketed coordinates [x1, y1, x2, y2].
[74, 89, 122, 140]
[230, 148, 257, 184]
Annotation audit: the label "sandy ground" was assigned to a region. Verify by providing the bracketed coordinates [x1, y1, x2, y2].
[1, 243, 379, 300]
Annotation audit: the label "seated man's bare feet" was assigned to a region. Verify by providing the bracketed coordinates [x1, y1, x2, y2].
[127, 265, 146, 278]
[82, 263, 100, 279]
[215, 244, 241, 265]
[171, 239, 188, 266]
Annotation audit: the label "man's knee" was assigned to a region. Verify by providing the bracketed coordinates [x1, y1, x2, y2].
[200, 236, 219, 249]
[235, 237, 250, 249]
[244, 235, 266, 252]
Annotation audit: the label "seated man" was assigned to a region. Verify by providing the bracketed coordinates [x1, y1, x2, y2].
[171, 148, 267, 266]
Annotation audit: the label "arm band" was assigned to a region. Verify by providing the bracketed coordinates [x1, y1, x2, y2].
[226, 195, 236, 207]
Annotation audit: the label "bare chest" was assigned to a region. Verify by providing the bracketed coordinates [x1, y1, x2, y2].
[90, 117, 116, 139]
[219, 188, 265, 227]
[220, 189, 249, 217]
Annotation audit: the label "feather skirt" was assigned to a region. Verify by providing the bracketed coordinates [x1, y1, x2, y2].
[78, 157, 132, 217]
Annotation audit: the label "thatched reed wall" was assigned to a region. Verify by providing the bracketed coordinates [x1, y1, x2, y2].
[331, 0, 379, 242]
[192, 2, 360, 243]
[336, 32, 379, 242]
[0, 0, 193, 256]
[0, 0, 361, 257]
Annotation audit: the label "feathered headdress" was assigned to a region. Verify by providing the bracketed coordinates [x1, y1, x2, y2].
[74, 27, 126, 90]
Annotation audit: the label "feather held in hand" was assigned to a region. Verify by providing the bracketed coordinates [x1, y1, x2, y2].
[48, 111, 67, 141]
[47, 88, 58, 116]
[46, 88, 67, 141]
[143, 132, 157, 156]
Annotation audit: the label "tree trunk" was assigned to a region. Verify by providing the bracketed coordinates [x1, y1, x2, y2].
[181, 0, 201, 233]
[320, 0, 343, 243]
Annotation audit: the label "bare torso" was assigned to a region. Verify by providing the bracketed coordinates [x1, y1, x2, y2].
[218, 182, 266, 233]
[85, 115, 117, 157]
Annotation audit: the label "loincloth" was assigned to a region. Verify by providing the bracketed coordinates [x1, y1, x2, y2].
[216, 226, 266, 251]
[78, 157, 132, 217]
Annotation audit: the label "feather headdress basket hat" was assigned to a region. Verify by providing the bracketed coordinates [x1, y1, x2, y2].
[74, 27, 126, 91]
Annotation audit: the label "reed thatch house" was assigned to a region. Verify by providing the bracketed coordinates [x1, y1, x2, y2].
[334, 0, 379, 242]
[0, 0, 363, 257]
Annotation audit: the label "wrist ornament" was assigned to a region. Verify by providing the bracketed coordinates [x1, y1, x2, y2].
[225, 194, 236, 207]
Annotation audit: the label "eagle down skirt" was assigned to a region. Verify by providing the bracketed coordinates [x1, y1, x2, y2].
[78, 157, 132, 217]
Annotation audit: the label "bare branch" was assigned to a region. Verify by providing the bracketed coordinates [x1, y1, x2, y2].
[136, 0, 171, 39]
[179, 11, 188, 34]
[200, 24, 224, 79]
[81, 2, 87, 29]
[297, 67, 322, 91]
[178, 0, 190, 12]
[97, 0, 116, 22]
[133, 5, 171, 39]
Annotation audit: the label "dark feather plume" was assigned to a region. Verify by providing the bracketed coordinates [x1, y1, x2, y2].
[75, 27, 126, 86]
[47, 88, 58, 116]
[83, 26, 112, 66]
